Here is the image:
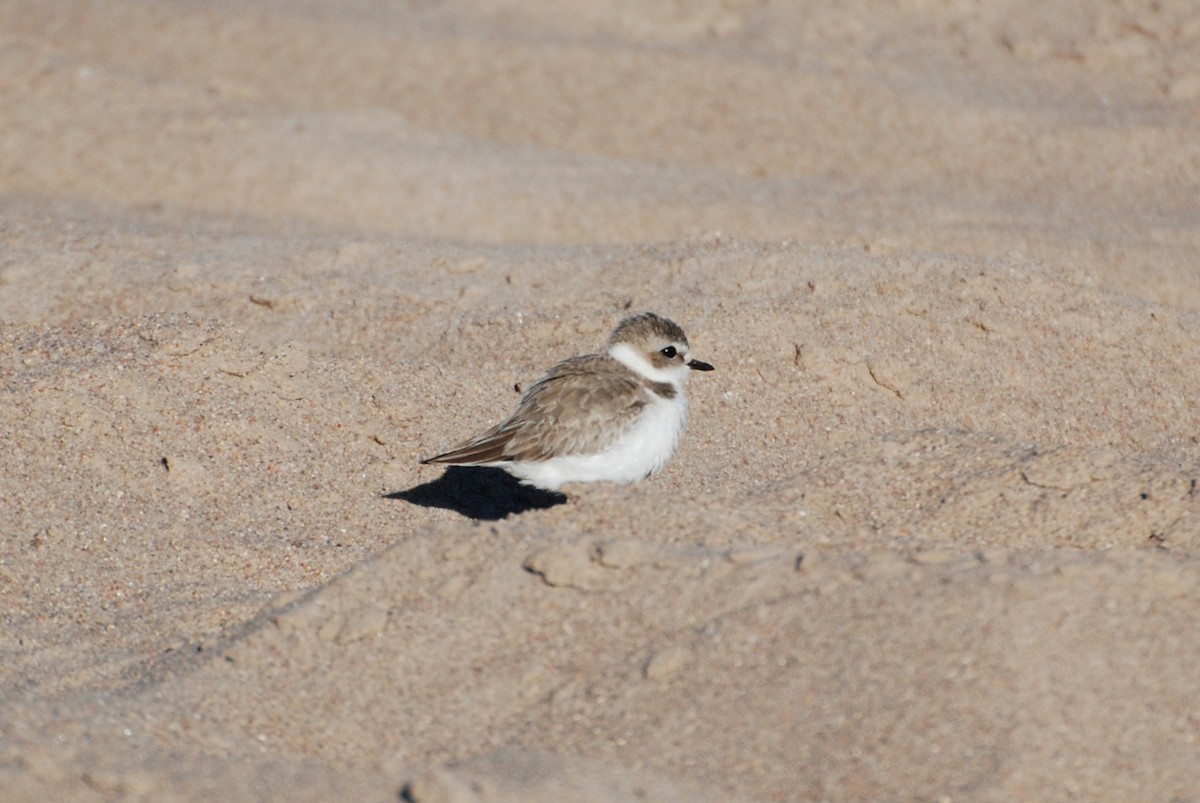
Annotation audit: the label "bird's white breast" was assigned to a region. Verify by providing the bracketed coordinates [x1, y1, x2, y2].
[507, 390, 688, 491]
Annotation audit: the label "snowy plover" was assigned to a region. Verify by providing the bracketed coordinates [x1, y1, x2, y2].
[421, 312, 714, 491]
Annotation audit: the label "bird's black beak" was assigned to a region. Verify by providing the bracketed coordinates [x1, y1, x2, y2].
[688, 359, 714, 371]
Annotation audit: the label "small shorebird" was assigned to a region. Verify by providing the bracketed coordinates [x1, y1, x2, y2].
[421, 312, 713, 491]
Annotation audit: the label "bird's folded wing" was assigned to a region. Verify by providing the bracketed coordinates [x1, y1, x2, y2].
[423, 356, 647, 465]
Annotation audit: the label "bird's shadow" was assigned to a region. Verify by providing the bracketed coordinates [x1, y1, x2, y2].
[386, 466, 567, 520]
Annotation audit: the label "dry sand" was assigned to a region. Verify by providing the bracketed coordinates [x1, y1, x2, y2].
[2, 1, 1200, 800]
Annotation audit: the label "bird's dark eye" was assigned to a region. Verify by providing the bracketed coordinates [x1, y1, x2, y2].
[660, 346, 677, 359]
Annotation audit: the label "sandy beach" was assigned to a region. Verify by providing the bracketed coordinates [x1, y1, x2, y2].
[2, 1, 1200, 800]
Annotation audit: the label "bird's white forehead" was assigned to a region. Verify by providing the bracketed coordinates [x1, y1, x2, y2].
[632, 335, 689, 354]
